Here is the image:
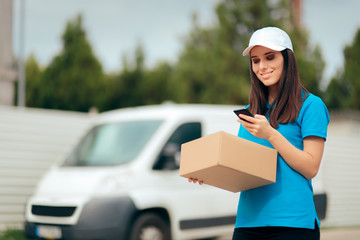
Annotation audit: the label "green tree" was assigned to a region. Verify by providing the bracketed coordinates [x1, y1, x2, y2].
[341, 28, 360, 109]
[171, 0, 324, 105]
[324, 75, 350, 109]
[101, 43, 175, 111]
[30, 2, 326, 112]
[39, 14, 105, 112]
[289, 28, 324, 97]
[142, 61, 174, 105]
[101, 44, 147, 111]
[24, 54, 43, 107]
[325, 28, 360, 110]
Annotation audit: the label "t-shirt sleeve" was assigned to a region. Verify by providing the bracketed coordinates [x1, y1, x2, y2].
[299, 95, 330, 140]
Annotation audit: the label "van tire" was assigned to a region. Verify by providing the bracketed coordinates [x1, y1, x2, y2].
[129, 212, 171, 240]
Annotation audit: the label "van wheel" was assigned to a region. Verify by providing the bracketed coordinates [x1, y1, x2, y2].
[129, 213, 171, 240]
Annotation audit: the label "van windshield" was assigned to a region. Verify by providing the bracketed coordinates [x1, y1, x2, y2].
[63, 120, 163, 166]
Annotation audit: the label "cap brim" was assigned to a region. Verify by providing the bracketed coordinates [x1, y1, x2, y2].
[242, 44, 286, 56]
[242, 46, 254, 56]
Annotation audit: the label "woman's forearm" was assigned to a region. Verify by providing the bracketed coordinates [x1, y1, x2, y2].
[267, 128, 325, 179]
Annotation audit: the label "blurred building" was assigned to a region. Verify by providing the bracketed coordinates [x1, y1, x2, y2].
[292, 0, 302, 26]
[0, 0, 17, 105]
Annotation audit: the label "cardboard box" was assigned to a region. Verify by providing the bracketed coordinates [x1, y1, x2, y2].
[179, 131, 277, 193]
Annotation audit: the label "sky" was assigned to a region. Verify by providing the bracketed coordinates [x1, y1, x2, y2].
[12, 0, 360, 88]
[302, 0, 360, 87]
[12, 0, 220, 70]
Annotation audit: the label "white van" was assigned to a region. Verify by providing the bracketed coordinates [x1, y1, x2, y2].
[24, 104, 327, 240]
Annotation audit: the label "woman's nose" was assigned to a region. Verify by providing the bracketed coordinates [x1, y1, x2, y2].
[259, 60, 267, 70]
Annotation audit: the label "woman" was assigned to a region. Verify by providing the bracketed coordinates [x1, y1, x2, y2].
[190, 27, 330, 240]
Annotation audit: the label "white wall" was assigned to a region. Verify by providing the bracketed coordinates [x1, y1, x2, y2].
[321, 113, 360, 227]
[0, 106, 92, 231]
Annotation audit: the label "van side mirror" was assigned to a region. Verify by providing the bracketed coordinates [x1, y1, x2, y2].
[164, 143, 181, 167]
[154, 143, 181, 170]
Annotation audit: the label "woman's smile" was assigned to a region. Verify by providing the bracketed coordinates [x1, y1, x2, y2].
[260, 71, 273, 79]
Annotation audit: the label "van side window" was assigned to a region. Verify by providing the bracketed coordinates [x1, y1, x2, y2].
[153, 122, 202, 170]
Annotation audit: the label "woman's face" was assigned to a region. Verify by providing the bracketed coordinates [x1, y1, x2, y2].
[250, 46, 284, 89]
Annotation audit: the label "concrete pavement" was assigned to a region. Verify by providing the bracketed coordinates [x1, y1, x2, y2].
[218, 227, 360, 240]
[321, 227, 360, 240]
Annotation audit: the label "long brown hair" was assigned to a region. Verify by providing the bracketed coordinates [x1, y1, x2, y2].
[248, 49, 309, 128]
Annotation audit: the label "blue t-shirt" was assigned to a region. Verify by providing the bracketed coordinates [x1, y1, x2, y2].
[235, 93, 330, 230]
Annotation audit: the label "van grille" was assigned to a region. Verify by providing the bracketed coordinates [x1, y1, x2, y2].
[31, 205, 76, 217]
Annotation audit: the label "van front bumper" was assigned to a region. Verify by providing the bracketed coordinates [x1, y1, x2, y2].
[25, 196, 137, 240]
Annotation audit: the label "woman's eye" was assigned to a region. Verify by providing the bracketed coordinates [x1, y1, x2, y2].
[266, 54, 275, 60]
[252, 59, 260, 64]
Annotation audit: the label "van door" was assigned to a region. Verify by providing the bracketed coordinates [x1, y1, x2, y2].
[152, 122, 238, 238]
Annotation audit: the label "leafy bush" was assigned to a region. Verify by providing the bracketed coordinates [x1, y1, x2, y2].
[0, 229, 26, 240]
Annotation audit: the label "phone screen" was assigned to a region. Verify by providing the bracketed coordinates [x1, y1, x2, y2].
[233, 108, 254, 122]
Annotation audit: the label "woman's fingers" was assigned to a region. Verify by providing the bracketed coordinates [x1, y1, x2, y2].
[188, 178, 203, 185]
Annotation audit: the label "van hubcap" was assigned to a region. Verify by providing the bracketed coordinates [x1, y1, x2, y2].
[140, 226, 163, 240]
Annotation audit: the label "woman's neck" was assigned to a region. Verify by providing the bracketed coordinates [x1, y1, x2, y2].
[268, 86, 280, 104]
[268, 96, 276, 104]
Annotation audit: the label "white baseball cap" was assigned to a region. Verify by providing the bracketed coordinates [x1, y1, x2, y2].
[242, 27, 293, 56]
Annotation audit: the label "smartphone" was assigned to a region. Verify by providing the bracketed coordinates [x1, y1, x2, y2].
[233, 108, 254, 122]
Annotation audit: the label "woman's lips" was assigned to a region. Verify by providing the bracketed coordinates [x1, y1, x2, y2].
[260, 71, 273, 79]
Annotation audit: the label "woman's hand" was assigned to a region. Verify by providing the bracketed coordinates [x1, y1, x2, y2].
[238, 114, 275, 140]
[188, 178, 203, 185]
